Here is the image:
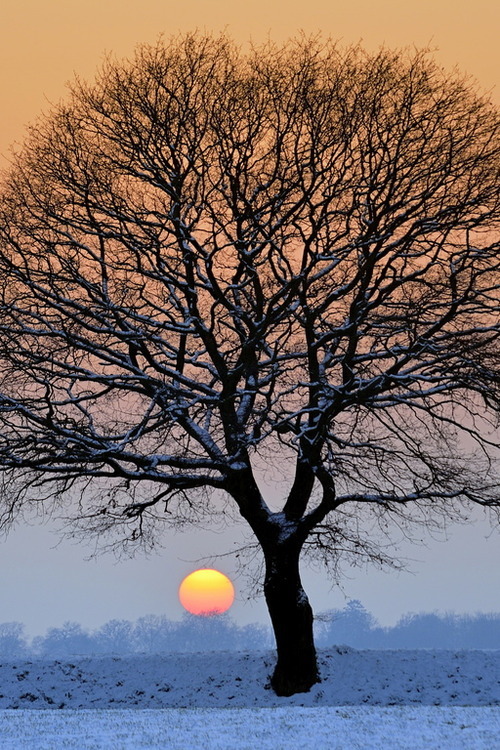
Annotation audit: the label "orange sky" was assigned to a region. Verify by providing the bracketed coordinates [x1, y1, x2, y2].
[1, 0, 498, 167]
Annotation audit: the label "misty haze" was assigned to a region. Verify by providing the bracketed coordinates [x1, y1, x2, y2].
[2, 602, 500, 658]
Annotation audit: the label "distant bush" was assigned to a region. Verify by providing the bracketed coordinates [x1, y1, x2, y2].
[0, 622, 29, 657]
[32, 622, 95, 657]
[315, 600, 386, 649]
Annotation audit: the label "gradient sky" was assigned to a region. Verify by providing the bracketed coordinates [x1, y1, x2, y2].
[0, 0, 499, 636]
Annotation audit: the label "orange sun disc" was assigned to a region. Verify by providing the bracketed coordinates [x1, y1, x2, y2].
[178, 568, 235, 616]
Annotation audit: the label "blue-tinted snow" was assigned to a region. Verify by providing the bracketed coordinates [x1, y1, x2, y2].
[1, 650, 499, 748]
[0, 648, 499, 709]
[1, 707, 500, 749]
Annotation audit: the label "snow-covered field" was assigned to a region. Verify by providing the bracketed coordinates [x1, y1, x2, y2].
[2, 706, 500, 749]
[1, 648, 499, 708]
[0, 648, 499, 748]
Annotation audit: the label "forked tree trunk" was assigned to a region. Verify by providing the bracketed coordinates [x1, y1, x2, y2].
[263, 543, 320, 696]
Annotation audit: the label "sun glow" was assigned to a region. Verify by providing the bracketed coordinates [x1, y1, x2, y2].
[178, 568, 235, 616]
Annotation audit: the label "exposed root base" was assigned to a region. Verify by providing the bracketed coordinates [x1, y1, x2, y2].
[270, 667, 321, 697]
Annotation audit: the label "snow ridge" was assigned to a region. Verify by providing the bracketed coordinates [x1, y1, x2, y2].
[1, 648, 499, 709]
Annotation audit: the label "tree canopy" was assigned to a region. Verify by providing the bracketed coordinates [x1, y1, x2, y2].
[0, 34, 499, 694]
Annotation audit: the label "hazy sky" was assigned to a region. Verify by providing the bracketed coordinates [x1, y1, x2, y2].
[0, 0, 499, 636]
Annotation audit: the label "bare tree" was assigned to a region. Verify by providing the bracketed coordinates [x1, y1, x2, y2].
[0, 34, 499, 695]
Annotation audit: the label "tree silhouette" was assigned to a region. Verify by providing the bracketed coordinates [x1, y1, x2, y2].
[32, 622, 94, 657]
[93, 618, 135, 654]
[0, 34, 499, 695]
[316, 600, 382, 649]
[0, 622, 29, 657]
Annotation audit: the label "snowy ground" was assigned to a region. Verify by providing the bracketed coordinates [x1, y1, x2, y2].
[1, 648, 499, 708]
[1, 707, 500, 749]
[0, 649, 499, 747]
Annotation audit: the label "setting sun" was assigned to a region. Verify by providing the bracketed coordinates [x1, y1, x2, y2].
[178, 569, 235, 616]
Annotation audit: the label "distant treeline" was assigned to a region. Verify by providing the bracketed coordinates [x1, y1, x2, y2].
[314, 600, 500, 650]
[1, 601, 500, 656]
[0, 614, 273, 658]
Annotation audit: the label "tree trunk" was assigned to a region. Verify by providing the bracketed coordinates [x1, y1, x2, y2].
[263, 543, 320, 696]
